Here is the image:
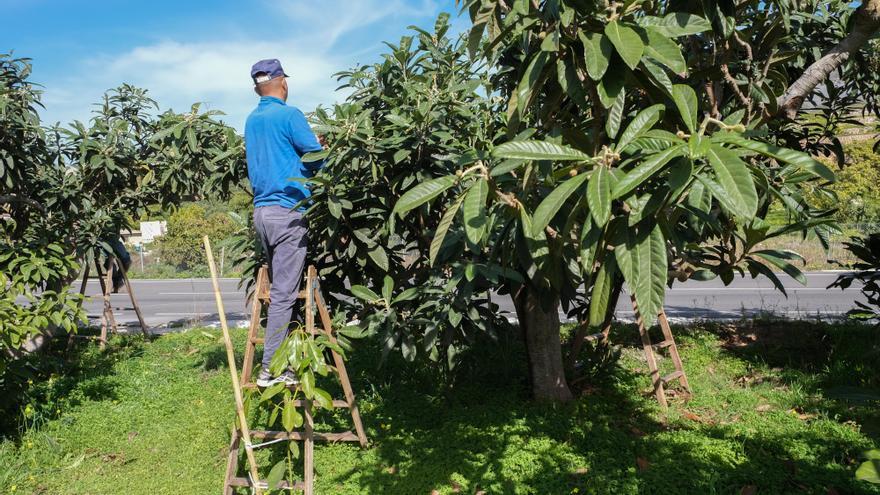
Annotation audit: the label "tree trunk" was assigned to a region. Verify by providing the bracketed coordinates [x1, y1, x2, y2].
[777, 0, 880, 119]
[513, 285, 574, 402]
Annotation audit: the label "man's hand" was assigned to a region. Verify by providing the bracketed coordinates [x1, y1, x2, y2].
[317, 134, 328, 149]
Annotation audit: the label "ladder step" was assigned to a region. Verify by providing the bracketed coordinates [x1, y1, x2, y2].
[249, 337, 265, 344]
[228, 477, 304, 490]
[653, 340, 674, 350]
[661, 370, 684, 384]
[583, 332, 607, 342]
[251, 429, 360, 443]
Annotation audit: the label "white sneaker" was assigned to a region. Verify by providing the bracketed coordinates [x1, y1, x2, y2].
[256, 370, 299, 388]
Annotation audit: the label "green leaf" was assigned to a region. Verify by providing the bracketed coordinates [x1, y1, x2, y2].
[642, 59, 674, 95]
[643, 28, 687, 74]
[597, 67, 625, 108]
[532, 172, 590, 236]
[588, 167, 612, 226]
[638, 13, 712, 37]
[301, 370, 315, 398]
[520, 208, 550, 274]
[393, 176, 457, 216]
[260, 382, 286, 403]
[313, 387, 333, 409]
[282, 399, 297, 432]
[367, 245, 389, 271]
[350, 285, 381, 302]
[711, 133, 835, 182]
[705, 144, 758, 218]
[580, 219, 603, 276]
[266, 460, 287, 489]
[605, 89, 626, 140]
[672, 84, 698, 133]
[752, 249, 807, 285]
[579, 32, 612, 80]
[614, 222, 667, 327]
[516, 51, 550, 115]
[589, 257, 616, 327]
[605, 21, 645, 70]
[463, 179, 489, 246]
[382, 275, 393, 304]
[856, 458, 880, 484]
[616, 104, 665, 152]
[494, 140, 593, 162]
[391, 287, 419, 304]
[430, 193, 466, 266]
[612, 145, 684, 199]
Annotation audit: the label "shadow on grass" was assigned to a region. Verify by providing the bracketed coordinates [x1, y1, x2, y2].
[0, 327, 148, 439]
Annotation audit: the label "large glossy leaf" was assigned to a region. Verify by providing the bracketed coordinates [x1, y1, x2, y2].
[752, 249, 807, 285]
[579, 31, 613, 81]
[672, 84, 698, 133]
[605, 21, 644, 70]
[588, 257, 616, 327]
[638, 13, 712, 37]
[614, 222, 667, 327]
[588, 166, 612, 226]
[611, 145, 684, 199]
[516, 51, 550, 116]
[616, 104, 665, 152]
[463, 178, 488, 246]
[520, 208, 550, 273]
[532, 173, 590, 236]
[494, 140, 593, 161]
[350, 285, 381, 302]
[393, 175, 457, 215]
[597, 66, 625, 108]
[643, 28, 687, 74]
[605, 89, 626, 139]
[429, 193, 466, 266]
[712, 133, 836, 182]
[705, 144, 758, 219]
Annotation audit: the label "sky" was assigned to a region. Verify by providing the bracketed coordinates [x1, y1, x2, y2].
[1, 0, 466, 130]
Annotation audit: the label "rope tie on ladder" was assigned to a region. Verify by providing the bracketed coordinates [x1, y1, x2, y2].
[245, 437, 289, 450]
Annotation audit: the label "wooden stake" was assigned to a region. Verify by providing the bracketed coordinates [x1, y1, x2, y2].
[203, 236, 263, 495]
[303, 399, 315, 495]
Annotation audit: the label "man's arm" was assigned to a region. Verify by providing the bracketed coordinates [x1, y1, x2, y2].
[287, 108, 324, 173]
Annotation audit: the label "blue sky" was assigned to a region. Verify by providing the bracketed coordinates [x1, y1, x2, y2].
[1, 0, 465, 129]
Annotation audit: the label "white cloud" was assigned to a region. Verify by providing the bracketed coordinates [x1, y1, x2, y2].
[39, 0, 444, 130]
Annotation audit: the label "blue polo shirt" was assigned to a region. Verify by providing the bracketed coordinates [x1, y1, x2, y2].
[244, 97, 324, 210]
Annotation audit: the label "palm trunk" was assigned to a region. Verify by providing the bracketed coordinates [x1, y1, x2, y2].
[513, 285, 573, 402]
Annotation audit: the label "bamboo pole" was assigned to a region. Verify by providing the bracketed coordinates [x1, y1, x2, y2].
[203, 236, 262, 494]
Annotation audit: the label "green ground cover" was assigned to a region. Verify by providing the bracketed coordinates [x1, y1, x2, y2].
[1, 320, 879, 494]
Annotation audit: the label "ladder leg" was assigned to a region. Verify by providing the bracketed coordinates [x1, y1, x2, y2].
[657, 310, 691, 393]
[631, 295, 667, 409]
[314, 277, 369, 448]
[241, 267, 268, 386]
[224, 427, 241, 495]
[117, 258, 150, 338]
[304, 399, 315, 495]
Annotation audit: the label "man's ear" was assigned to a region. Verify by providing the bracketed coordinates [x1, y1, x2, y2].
[254, 85, 261, 97]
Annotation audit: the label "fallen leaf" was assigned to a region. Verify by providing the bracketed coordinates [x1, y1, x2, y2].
[756, 404, 772, 412]
[740, 485, 757, 495]
[630, 426, 646, 437]
[573, 467, 589, 475]
[385, 466, 396, 475]
[682, 410, 703, 423]
[127, 431, 138, 441]
[451, 481, 461, 493]
[636, 457, 650, 471]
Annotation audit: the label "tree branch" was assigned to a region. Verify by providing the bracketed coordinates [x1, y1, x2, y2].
[776, 0, 880, 120]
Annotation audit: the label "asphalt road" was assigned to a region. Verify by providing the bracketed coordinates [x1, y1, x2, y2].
[76, 271, 864, 333]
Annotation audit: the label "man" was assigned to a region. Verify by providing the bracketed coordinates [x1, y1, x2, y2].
[245, 59, 324, 387]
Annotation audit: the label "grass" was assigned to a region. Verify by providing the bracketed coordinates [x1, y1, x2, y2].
[1, 319, 879, 494]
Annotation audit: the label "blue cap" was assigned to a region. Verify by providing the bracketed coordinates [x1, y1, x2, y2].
[250, 59, 288, 84]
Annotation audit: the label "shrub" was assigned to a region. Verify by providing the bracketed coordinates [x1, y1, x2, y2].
[154, 203, 237, 270]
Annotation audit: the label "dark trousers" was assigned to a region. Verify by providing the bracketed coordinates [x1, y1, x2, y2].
[253, 205, 308, 370]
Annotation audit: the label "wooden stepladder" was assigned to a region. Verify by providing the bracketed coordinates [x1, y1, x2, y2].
[74, 250, 150, 349]
[203, 237, 368, 495]
[570, 295, 690, 410]
[629, 296, 691, 409]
